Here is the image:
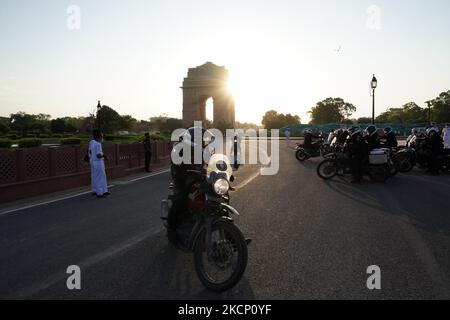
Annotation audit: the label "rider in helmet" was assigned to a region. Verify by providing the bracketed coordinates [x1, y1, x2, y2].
[303, 128, 313, 149]
[383, 127, 398, 149]
[167, 126, 215, 242]
[426, 127, 444, 175]
[346, 126, 368, 183]
[364, 125, 381, 151]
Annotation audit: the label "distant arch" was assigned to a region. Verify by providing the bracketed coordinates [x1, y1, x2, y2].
[181, 62, 235, 127]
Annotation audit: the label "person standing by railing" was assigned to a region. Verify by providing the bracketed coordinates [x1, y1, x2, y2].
[143, 132, 153, 172]
[89, 129, 110, 198]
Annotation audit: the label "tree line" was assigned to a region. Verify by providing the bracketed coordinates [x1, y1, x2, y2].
[0, 103, 185, 137]
[261, 90, 450, 129]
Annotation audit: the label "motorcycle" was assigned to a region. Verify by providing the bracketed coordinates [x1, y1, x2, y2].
[161, 154, 249, 292]
[295, 136, 332, 162]
[390, 147, 415, 173]
[406, 145, 450, 174]
[316, 148, 394, 182]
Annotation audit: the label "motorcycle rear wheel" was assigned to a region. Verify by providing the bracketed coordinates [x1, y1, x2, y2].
[194, 221, 248, 292]
[317, 159, 337, 180]
[296, 148, 308, 162]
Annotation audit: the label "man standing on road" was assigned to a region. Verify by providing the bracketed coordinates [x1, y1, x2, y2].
[143, 132, 153, 172]
[285, 127, 291, 147]
[89, 130, 110, 198]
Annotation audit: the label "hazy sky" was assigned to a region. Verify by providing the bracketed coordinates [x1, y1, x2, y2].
[1, 0, 450, 124]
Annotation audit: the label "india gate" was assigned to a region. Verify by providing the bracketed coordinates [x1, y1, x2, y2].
[182, 62, 235, 127]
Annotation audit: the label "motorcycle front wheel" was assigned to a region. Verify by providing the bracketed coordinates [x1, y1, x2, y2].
[194, 221, 248, 292]
[317, 159, 337, 180]
[396, 153, 414, 173]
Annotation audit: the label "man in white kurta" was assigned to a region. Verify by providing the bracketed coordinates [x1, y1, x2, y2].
[443, 124, 450, 149]
[89, 135, 109, 197]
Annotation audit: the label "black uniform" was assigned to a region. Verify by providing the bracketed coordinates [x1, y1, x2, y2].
[384, 132, 398, 149]
[427, 133, 444, 175]
[143, 137, 152, 172]
[347, 133, 369, 182]
[365, 133, 381, 151]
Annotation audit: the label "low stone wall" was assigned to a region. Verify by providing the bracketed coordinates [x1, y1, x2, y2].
[0, 141, 173, 203]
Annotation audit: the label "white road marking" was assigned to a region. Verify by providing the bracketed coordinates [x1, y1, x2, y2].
[0, 169, 170, 217]
[235, 169, 261, 191]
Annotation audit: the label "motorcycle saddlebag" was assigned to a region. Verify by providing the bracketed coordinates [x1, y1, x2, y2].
[369, 149, 388, 165]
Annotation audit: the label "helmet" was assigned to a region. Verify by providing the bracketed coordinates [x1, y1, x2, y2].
[426, 127, 438, 136]
[365, 125, 377, 136]
[304, 128, 312, 135]
[412, 128, 418, 135]
[348, 126, 361, 137]
[384, 127, 393, 134]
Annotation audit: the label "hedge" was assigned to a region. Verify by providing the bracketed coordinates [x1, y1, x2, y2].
[6, 134, 19, 140]
[150, 133, 168, 141]
[104, 135, 115, 141]
[18, 138, 42, 148]
[0, 139, 12, 149]
[60, 138, 82, 145]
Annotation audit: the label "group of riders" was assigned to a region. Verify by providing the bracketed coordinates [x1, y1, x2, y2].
[299, 123, 450, 183]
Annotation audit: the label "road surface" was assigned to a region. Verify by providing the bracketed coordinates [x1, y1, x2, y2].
[1, 144, 450, 300]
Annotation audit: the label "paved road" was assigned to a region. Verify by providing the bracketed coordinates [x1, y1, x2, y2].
[1, 144, 450, 300]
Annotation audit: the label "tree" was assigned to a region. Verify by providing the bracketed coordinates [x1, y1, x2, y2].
[356, 117, 373, 124]
[95, 105, 121, 134]
[376, 102, 427, 124]
[262, 110, 301, 130]
[0, 117, 9, 134]
[309, 98, 356, 124]
[50, 118, 66, 134]
[10, 112, 37, 135]
[118, 115, 138, 131]
[430, 90, 450, 123]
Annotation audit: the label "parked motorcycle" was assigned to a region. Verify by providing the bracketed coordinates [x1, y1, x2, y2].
[161, 154, 248, 292]
[390, 147, 415, 173]
[295, 136, 332, 161]
[317, 148, 394, 182]
[403, 144, 450, 174]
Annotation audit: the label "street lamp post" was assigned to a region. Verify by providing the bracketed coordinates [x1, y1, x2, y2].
[371, 75, 378, 125]
[425, 100, 432, 124]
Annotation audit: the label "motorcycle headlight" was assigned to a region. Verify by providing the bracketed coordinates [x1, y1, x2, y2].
[213, 178, 229, 195]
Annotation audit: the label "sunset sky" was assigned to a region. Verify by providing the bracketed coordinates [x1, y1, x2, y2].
[1, 0, 450, 124]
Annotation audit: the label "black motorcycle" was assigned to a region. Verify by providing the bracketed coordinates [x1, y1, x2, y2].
[390, 147, 415, 173]
[399, 137, 450, 174]
[161, 155, 248, 292]
[316, 149, 393, 182]
[295, 136, 331, 162]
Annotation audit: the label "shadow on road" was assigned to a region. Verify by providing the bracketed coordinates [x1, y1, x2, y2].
[321, 171, 450, 236]
[127, 242, 255, 300]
